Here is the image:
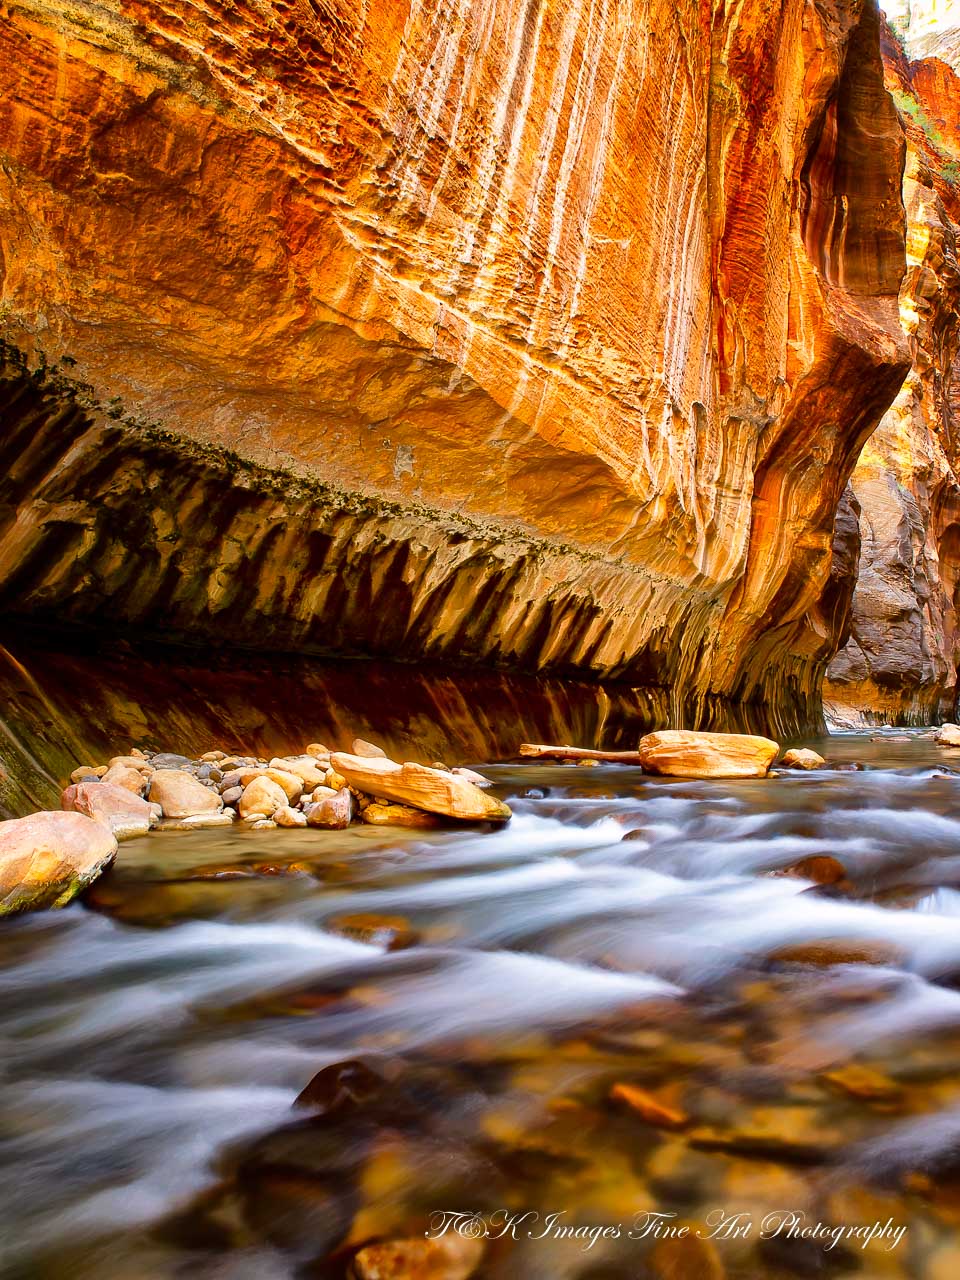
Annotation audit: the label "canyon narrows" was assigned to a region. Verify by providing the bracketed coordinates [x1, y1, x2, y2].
[0, 0, 917, 807]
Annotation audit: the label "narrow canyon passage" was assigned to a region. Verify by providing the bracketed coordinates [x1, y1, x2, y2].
[4, 735, 960, 1278]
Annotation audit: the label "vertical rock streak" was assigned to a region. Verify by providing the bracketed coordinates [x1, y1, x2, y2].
[0, 0, 911, 737]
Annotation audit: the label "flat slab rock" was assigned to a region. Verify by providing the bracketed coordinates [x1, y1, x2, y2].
[637, 730, 779, 778]
[331, 753, 511, 822]
[0, 811, 117, 915]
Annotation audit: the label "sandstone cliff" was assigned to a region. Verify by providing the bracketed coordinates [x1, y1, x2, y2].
[825, 22, 960, 724]
[0, 0, 909, 764]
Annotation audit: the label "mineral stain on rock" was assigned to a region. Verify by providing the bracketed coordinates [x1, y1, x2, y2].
[0, 0, 917, 747]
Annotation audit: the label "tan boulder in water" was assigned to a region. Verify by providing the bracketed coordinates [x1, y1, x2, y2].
[780, 748, 826, 770]
[331, 752, 511, 822]
[637, 730, 779, 779]
[149, 769, 223, 819]
[936, 723, 960, 746]
[0, 811, 117, 915]
[62, 780, 160, 839]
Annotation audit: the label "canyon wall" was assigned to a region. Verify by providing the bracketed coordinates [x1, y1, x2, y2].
[0, 0, 910, 801]
[824, 23, 960, 724]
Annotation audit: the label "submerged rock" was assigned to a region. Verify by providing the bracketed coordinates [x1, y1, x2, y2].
[361, 803, 444, 830]
[0, 811, 117, 915]
[331, 753, 511, 821]
[351, 1235, 484, 1280]
[609, 1081, 688, 1129]
[327, 913, 418, 950]
[149, 769, 223, 819]
[638, 730, 779, 778]
[61, 779, 159, 839]
[775, 855, 848, 886]
[780, 748, 826, 769]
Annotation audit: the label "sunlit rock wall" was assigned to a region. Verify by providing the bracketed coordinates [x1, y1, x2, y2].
[825, 25, 960, 725]
[0, 0, 909, 745]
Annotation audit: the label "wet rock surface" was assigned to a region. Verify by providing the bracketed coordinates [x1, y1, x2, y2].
[0, 733, 958, 1278]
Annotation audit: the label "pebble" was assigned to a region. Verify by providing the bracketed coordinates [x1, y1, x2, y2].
[305, 742, 329, 756]
[220, 786, 243, 807]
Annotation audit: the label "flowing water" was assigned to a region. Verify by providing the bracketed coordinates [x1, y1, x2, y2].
[4, 732, 960, 1278]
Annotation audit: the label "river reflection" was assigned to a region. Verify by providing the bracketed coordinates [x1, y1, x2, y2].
[4, 731, 960, 1277]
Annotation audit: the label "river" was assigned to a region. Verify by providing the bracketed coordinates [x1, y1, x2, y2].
[3, 731, 960, 1278]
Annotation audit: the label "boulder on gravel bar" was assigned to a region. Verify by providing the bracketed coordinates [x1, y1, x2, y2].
[304, 787, 354, 829]
[351, 738, 387, 758]
[239, 777, 289, 819]
[637, 730, 779, 779]
[100, 763, 149, 794]
[268, 756, 327, 789]
[0, 811, 117, 915]
[149, 770, 223, 819]
[330, 753, 511, 821]
[62, 780, 160, 840]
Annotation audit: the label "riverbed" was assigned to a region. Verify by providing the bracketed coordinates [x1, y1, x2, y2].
[3, 731, 960, 1278]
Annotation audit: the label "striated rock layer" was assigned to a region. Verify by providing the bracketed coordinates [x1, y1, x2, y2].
[825, 25, 960, 725]
[0, 0, 910, 777]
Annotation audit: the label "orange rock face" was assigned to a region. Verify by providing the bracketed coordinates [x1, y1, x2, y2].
[825, 26, 960, 725]
[0, 0, 909, 738]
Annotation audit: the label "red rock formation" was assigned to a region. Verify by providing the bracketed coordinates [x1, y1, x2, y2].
[0, 0, 908, 753]
[825, 22, 960, 724]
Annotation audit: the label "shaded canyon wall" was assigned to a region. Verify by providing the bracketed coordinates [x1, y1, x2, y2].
[825, 24, 960, 724]
[0, 0, 912, 803]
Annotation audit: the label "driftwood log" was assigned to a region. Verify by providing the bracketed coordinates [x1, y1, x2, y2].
[517, 744, 645, 764]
